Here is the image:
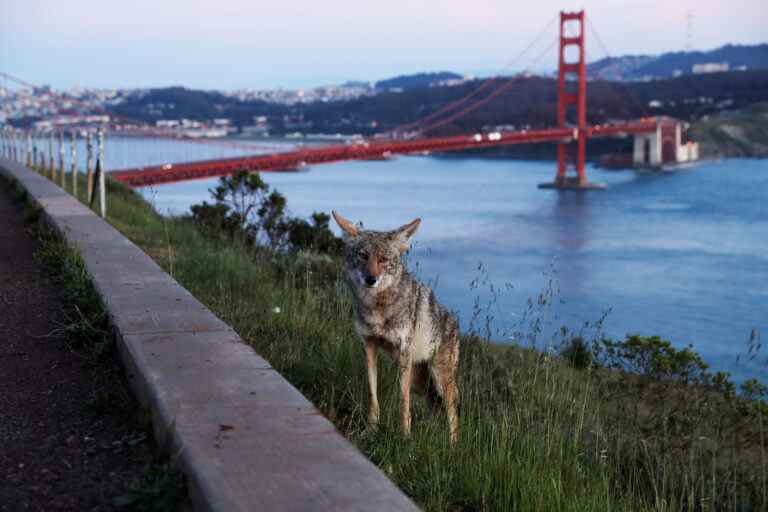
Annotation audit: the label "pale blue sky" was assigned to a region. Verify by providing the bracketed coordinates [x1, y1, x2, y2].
[2, 0, 766, 90]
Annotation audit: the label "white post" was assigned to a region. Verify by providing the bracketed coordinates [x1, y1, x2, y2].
[58, 131, 65, 187]
[32, 133, 38, 170]
[98, 129, 106, 218]
[26, 132, 32, 167]
[71, 131, 78, 197]
[51, 132, 58, 181]
[40, 132, 47, 175]
[49, 132, 55, 179]
[86, 132, 94, 203]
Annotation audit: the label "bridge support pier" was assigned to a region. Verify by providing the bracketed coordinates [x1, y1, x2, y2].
[632, 119, 692, 167]
[538, 177, 606, 190]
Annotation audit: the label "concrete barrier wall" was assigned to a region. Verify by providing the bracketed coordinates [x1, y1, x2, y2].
[0, 158, 418, 512]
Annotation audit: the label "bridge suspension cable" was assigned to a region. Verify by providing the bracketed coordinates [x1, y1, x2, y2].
[584, 18, 649, 117]
[416, 37, 558, 134]
[389, 14, 558, 135]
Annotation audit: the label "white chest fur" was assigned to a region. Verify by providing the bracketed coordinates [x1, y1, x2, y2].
[354, 306, 437, 363]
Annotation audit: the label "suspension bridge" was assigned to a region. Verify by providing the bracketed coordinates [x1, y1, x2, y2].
[2, 10, 697, 190]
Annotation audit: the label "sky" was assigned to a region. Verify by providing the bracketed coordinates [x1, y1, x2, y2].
[1, 0, 767, 91]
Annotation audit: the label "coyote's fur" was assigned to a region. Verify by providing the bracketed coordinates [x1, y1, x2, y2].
[332, 211, 460, 444]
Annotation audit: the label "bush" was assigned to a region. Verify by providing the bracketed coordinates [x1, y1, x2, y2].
[285, 212, 344, 255]
[560, 336, 593, 369]
[189, 171, 342, 254]
[600, 334, 709, 383]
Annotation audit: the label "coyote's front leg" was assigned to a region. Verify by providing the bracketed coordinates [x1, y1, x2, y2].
[398, 349, 414, 438]
[363, 338, 380, 429]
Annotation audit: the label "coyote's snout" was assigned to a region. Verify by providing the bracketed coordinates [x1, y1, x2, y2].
[332, 210, 460, 444]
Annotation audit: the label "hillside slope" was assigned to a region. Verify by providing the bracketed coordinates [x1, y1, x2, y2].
[690, 103, 768, 157]
[588, 43, 768, 80]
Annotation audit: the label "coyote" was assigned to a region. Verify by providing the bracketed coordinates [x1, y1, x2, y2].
[332, 211, 460, 444]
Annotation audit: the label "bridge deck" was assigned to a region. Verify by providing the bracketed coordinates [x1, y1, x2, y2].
[110, 121, 658, 188]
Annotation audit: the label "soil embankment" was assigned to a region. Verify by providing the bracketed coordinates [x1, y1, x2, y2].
[0, 187, 162, 511]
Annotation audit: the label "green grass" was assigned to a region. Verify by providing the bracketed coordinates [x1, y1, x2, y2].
[19, 165, 767, 511]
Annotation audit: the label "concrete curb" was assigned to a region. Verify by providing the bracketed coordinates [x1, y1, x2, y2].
[0, 158, 419, 512]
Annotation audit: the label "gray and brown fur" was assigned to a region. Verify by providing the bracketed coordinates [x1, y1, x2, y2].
[332, 211, 460, 444]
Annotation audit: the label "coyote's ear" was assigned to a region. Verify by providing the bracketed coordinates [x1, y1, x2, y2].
[391, 218, 421, 253]
[332, 210, 359, 238]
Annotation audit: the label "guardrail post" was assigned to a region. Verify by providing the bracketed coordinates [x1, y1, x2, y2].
[49, 131, 55, 180]
[44, 130, 56, 180]
[32, 134, 39, 171]
[71, 131, 78, 197]
[98, 129, 106, 218]
[41, 139, 48, 175]
[51, 132, 58, 181]
[26, 132, 32, 167]
[58, 131, 65, 188]
[86, 132, 94, 203]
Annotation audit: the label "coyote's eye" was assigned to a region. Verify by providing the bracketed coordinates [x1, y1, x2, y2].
[357, 250, 369, 261]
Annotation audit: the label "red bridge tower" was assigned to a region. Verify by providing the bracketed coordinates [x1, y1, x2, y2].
[540, 10, 605, 190]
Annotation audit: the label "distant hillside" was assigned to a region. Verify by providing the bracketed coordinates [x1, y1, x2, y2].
[107, 69, 768, 137]
[588, 44, 768, 81]
[375, 72, 463, 91]
[113, 86, 263, 122]
[690, 102, 768, 157]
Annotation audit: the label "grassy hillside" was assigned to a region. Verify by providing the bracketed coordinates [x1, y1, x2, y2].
[25, 165, 768, 511]
[690, 103, 768, 157]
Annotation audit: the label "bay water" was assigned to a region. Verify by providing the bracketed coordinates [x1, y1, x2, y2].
[93, 137, 766, 382]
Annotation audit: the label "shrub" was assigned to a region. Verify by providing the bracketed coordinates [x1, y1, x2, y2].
[600, 334, 709, 383]
[285, 212, 344, 255]
[189, 171, 342, 254]
[560, 336, 593, 369]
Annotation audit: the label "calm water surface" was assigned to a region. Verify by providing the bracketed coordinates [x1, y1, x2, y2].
[101, 138, 766, 382]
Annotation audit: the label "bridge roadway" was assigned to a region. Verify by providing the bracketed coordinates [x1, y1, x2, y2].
[110, 120, 658, 188]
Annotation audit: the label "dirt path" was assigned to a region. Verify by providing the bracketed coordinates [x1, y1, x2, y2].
[0, 186, 160, 511]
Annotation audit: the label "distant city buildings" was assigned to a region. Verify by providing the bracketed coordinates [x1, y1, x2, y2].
[692, 62, 730, 74]
[0, 84, 118, 130]
[0, 81, 381, 137]
[225, 82, 376, 106]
